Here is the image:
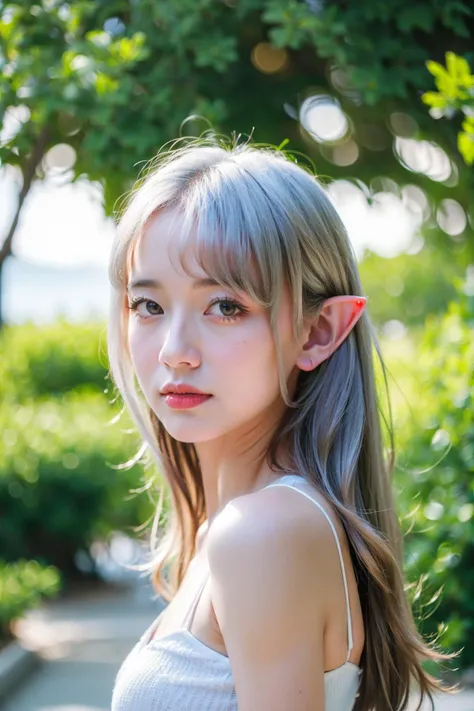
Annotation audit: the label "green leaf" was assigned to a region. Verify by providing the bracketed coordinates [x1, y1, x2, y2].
[421, 91, 448, 109]
[461, 115, 474, 134]
[458, 131, 474, 165]
[398, 5, 434, 33]
[446, 51, 474, 88]
[426, 59, 449, 81]
[95, 73, 119, 95]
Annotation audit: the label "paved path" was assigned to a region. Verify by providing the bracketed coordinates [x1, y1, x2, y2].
[3, 579, 163, 711]
[3, 578, 473, 711]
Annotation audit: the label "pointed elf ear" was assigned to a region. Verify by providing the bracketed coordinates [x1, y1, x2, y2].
[297, 295, 368, 372]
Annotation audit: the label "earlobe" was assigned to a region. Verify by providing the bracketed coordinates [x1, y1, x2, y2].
[297, 295, 367, 371]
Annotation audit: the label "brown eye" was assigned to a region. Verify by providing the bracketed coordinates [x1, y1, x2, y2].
[143, 301, 160, 315]
[219, 301, 239, 317]
[207, 296, 249, 322]
[127, 298, 162, 318]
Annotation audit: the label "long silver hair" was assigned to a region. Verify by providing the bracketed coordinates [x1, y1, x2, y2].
[107, 134, 458, 711]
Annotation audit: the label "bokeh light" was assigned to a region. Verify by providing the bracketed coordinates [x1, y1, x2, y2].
[382, 319, 408, 340]
[43, 144, 77, 173]
[327, 179, 424, 258]
[388, 112, 419, 138]
[57, 112, 82, 137]
[0, 105, 31, 144]
[321, 139, 359, 166]
[251, 43, 289, 74]
[329, 65, 362, 104]
[401, 184, 430, 222]
[394, 137, 454, 182]
[437, 198, 467, 237]
[300, 94, 349, 143]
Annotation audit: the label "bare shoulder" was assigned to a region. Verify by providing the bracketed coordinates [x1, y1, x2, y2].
[206, 484, 336, 709]
[208, 478, 342, 555]
[206, 482, 338, 620]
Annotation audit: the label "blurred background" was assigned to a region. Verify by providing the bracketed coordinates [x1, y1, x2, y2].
[0, 1, 473, 708]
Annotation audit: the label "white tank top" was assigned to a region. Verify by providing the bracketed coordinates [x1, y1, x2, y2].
[112, 474, 363, 710]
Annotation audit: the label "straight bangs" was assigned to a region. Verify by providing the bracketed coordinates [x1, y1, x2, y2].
[169, 154, 307, 366]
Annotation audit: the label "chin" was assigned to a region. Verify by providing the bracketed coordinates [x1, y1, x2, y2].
[158, 421, 220, 444]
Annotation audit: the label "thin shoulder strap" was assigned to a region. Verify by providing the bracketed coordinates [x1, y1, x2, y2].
[263, 476, 354, 661]
[183, 569, 212, 631]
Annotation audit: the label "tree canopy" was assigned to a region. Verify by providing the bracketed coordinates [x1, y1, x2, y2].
[1, 0, 473, 324]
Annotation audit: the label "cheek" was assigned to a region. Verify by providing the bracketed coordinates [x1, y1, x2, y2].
[127, 324, 153, 379]
[219, 325, 280, 391]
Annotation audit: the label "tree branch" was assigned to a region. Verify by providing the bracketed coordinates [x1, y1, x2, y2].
[0, 123, 51, 266]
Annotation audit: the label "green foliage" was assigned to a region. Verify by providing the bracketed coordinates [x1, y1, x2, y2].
[0, 318, 110, 402]
[0, 559, 62, 641]
[0, 392, 152, 565]
[0, 1, 473, 329]
[423, 51, 474, 165]
[359, 246, 461, 327]
[0, 321, 159, 579]
[1, 0, 473, 218]
[1, 0, 471, 331]
[261, 1, 471, 101]
[392, 273, 474, 667]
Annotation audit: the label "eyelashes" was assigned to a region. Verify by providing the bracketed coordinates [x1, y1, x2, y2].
[126, 295, 250, 323]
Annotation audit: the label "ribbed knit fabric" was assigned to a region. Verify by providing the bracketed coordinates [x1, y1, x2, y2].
[111, 474, 363, 710]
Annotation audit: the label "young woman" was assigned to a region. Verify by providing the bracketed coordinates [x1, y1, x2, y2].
[108, 135, 457, 710]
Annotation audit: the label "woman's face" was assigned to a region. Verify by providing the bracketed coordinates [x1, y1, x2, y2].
[126, 206, 302, 445]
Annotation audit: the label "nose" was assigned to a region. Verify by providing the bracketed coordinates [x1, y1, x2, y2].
[158, 311, 201, 369]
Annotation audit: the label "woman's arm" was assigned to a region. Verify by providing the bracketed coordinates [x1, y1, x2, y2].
[207, 491, 332, 711]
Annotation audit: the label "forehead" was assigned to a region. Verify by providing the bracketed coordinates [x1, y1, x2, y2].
[129, 205, 266, 290]
[130, 207, 198, 278]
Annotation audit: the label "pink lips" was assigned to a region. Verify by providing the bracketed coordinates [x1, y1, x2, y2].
[163, 393, 213, 409]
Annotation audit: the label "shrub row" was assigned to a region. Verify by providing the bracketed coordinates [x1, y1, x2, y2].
[0, 391, 157, 577]
[393, 284, 474, 668]
[0, 559, 61, 644]
[0, 319, 159, 638]
[0, 318, 110, 403]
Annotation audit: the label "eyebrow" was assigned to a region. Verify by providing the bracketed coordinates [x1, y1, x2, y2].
[127, 277, 221, 292]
